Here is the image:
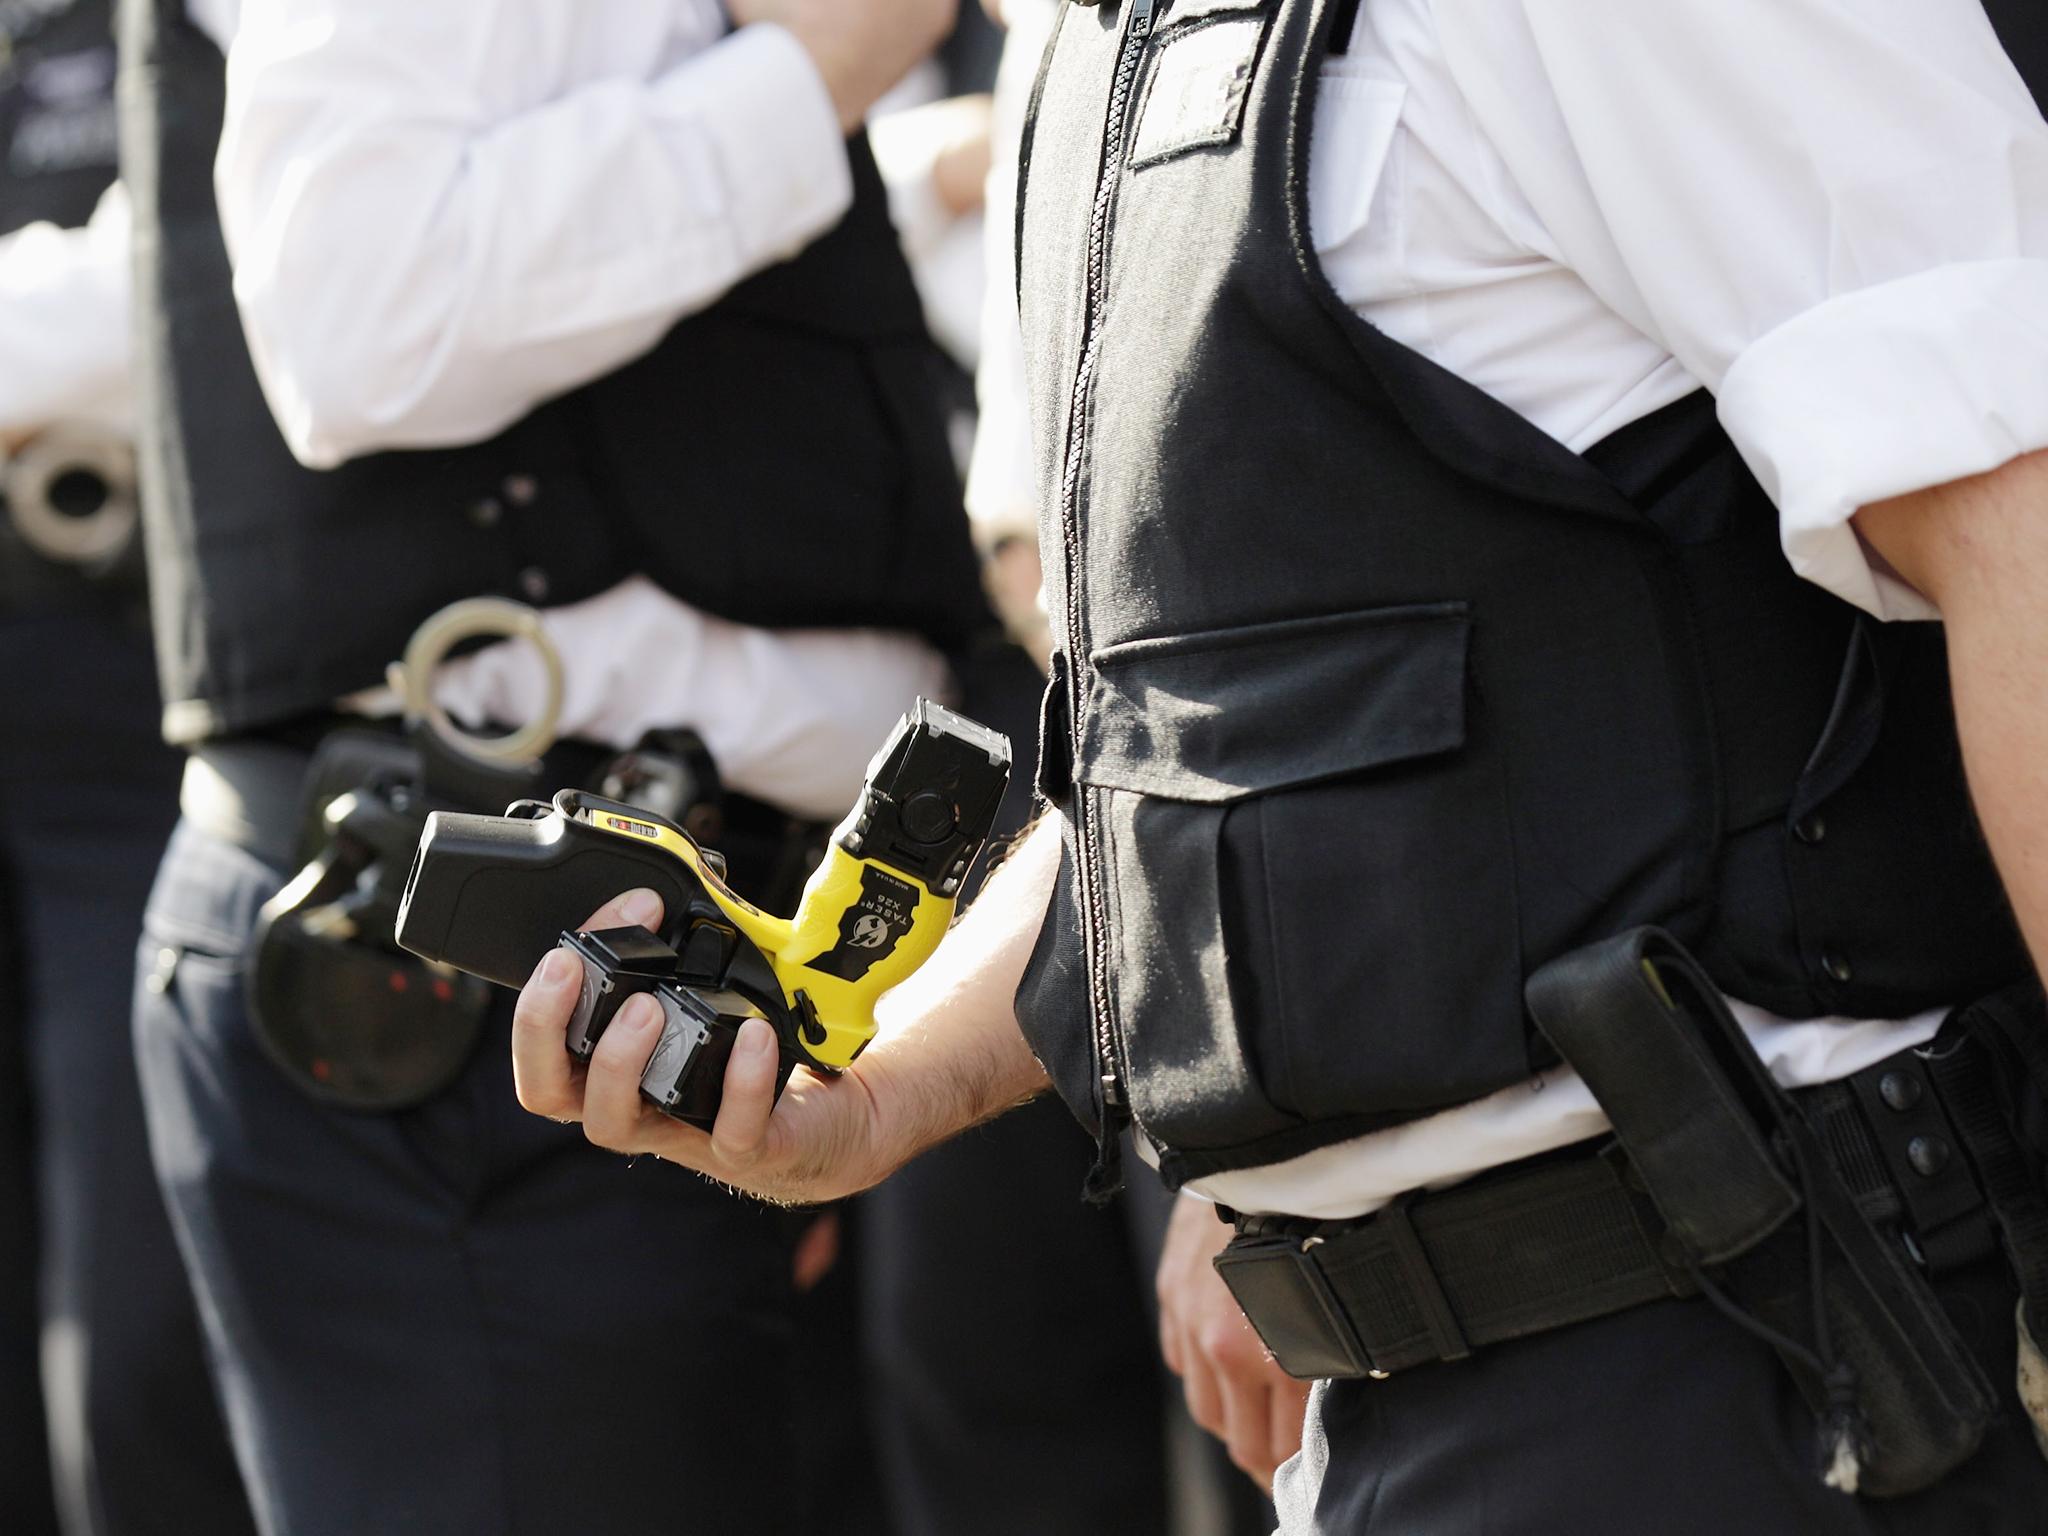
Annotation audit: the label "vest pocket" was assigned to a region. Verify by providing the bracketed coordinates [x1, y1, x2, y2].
[1077, 601, 1526, 1148]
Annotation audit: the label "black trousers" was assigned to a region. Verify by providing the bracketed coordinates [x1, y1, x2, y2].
[1275, 1255, 2048, 1534]
[134, 817, 804, 1536]
[0, 815, 55, 1536]
[0, 610, 252, 1536]
[860, 1099, 1173, 1535]
[861, 1103, 1278, 1536]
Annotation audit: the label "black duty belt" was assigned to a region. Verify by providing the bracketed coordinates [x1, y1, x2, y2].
[1216, 1033, 2007, 1382]
[182, 720, 828, 915]
[0, 523, 146, 626]
[180, 723, 613, 870]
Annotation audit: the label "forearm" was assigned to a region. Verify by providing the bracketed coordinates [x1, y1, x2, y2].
[217, 10, 851, 467]
[1856, 448, 2048, 966]
[517, 813, 1059, 1205]
[0, 185, 132, 437]
[855, 815, 1059, 1172]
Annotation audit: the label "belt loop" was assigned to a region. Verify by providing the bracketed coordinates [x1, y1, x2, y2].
[1850, 1050, 1990, 1270]
[1927, 1029, 2048, 1312]
[1380, 1193, 1471, 1363]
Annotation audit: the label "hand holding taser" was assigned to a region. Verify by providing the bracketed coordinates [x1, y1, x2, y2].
[398, 699, 1011, 1128]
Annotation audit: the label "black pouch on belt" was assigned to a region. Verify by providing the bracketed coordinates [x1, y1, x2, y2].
[248, 723, 748, 1111]
[246, 726, 522, 1112]
[1526, 928, 1997, 1499]
[1930, 979, 2048, 1461]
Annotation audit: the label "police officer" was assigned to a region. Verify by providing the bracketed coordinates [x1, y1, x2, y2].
[0, 4, 252, 1531]
[514, 0, 2048, 1529]
[120, 0, 993, 1532]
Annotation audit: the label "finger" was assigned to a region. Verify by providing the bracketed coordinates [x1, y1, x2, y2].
[1159, 1308, 1185, 1377]
[791, 1211, 841, 1294]
[1270, 1376, 1309, 1469]
[707, 1018, 781, 1166]
[579, 887, 665, 934]
[1156, 1272, 1184, 1375]
[581, 991, 665, 1150]
[1181, 1340, 1224, 1441]
[1215, 1366, 1268, 1484]
[511, 947, 586, 1118]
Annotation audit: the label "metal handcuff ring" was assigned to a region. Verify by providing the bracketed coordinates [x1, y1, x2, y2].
[387, 596, 567, 767]
[2, 423, 140, 567]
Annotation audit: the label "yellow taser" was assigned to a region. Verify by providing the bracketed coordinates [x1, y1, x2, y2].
[558, 698, 1010, 1071]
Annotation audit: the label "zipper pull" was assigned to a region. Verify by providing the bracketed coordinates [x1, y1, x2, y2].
[1083, 1084, 1129, 1204]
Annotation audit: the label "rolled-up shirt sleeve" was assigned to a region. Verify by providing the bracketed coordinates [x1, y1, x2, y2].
[216, 3, 853, 468]
[1718, 261, 2048, 620]
[0, 183, 133, 436]
[1441, 0, 2048, 619]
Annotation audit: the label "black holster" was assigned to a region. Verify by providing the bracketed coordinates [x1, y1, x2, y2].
[1527, 928, 2000, 1498]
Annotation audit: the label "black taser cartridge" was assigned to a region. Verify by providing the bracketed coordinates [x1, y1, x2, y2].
[560, 927, 679, 1061]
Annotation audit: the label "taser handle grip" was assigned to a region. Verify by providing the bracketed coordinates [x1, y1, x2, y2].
[396, 803, 709, 989]
[775, 846, 955, 1069]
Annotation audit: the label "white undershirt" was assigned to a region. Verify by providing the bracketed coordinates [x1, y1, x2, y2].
[0, 184, 131, 436]
[971, 0, 2048, 1217]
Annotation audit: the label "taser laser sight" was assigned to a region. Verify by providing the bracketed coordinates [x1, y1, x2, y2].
[396, 700, 1011, 1127]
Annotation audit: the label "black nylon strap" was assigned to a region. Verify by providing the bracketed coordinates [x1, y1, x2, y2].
[1848, 1052, 1991, 1271]
[1930, 989, 2048, 1326]
[1376, 1194, 1470, 1362]
[1218, 1148, 1695, 1379]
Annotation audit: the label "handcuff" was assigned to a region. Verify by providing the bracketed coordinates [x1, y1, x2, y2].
[1, 423, 140, 570]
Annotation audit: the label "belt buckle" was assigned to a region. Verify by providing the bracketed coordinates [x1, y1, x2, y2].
[1213, 1231, 1386, 1381]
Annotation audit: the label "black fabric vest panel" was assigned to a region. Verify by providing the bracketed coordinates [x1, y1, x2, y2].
[1984, 0, 2048, 111]
[117, 0, 993, 744]
[0, 0, 117, 235]
[1012, 0, 2031, 1185]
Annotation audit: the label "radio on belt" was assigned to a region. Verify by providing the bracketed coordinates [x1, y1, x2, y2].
[397, 699, 1011, 1128]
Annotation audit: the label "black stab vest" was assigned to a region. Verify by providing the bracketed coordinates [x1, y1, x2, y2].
[1012, 0, 2032, 1187]
[1984, 0, 2048, 110]
[1, 0, 116, 235]
[117, 0, 994, 745]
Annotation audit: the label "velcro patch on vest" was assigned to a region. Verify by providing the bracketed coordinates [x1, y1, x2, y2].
[1131, 16, 1269, 169]
[1161, 0, 1266, 22]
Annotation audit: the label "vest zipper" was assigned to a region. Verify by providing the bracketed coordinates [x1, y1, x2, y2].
[1056, 0, 1160, 1147]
